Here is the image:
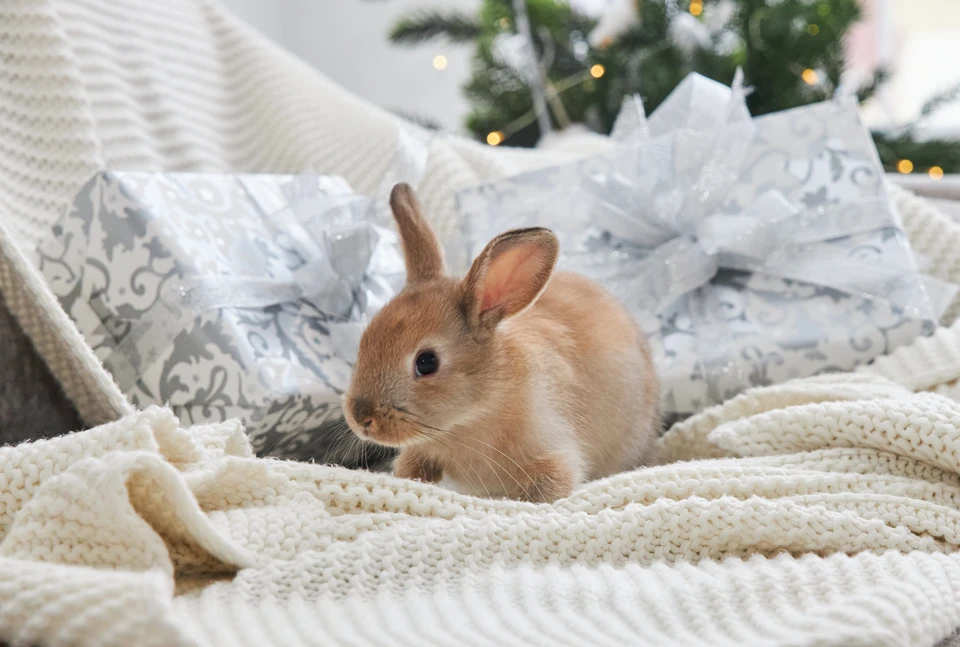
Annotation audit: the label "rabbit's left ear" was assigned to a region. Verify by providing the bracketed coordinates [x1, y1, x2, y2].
[460, 227, 559, 334]
[390, 183, 445, 284]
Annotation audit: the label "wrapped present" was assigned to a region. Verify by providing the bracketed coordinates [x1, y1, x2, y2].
[457, 71, 958, 420]
[37, 170, 407, 461]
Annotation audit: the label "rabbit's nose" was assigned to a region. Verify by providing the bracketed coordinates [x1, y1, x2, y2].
[351, 398, 375, 428]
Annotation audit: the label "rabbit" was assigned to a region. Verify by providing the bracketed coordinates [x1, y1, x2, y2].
[342, 183, 660, 503]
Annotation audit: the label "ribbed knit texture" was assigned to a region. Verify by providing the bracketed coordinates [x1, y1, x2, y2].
[4, 341, 960, 645]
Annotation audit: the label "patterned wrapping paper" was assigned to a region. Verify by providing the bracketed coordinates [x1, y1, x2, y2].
[457, 72, 958, 420]
[37, 171, 405, 461]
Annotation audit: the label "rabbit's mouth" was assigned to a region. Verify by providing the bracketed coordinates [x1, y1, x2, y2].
[343, 399, 431, 448]
[352, 420, 431, 448]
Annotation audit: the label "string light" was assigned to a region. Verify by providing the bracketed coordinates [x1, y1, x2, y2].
[590, 64, 606, 78]
[432, 55, 448, 70]
[689, 0, 703, 16]
[499, 17, 510, 29]
[487, 131, 504, 146]
[802, 69, 819, 85]
[807, 24, 819, 36]
[930, 166, 945, 180]
[897, 159, 914, 174]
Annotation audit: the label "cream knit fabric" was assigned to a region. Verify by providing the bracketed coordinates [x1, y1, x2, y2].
[6, 6, 960, 643]
[5, 338, 960, 645]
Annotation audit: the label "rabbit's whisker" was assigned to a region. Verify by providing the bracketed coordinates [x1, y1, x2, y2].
[398, 419, 494, 496]
[412, 425, 495, 498]
[402, 416, 532, 500]
[330, 427, 362, 466]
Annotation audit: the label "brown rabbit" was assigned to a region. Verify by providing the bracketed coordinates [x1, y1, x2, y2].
[343, 183, 660, 503]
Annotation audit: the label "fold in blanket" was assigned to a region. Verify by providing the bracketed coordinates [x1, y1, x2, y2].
[2, 369, 960, 646]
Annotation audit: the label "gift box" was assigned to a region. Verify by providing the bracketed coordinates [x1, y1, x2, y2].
[37, 171, 406, 460]
[457, 71, 958, 420]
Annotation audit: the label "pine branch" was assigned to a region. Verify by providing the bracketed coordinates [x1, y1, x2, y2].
[919, 81, 960, 120]
[857, 68, 889, 104]
[872, 131, 960, 173]
[390, 10, 482, 45]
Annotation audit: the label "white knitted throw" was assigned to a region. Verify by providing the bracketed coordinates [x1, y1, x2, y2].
[5, 336, 960, 646]
[6, 2, 960, 644]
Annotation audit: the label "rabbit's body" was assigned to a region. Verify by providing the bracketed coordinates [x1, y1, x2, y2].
[407, 271, 657, 500]
[344, 185, 660, 503]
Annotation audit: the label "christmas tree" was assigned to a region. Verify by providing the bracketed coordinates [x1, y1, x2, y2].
[390, 0, 960, 173]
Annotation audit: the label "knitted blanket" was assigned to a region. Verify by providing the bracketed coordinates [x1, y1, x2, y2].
[6, 2, 960, 645]
[5, 325, 960, 646]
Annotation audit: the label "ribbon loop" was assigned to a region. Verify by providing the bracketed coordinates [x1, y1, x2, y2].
[647, 237, 719, 314]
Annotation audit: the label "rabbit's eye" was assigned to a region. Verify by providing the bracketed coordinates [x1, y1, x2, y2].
[415, 351, 439, 377]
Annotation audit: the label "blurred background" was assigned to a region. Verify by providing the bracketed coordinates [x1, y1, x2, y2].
[221, 0, 960, 174]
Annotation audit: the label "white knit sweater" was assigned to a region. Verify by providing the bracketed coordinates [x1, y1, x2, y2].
[4, 345, 960, 646]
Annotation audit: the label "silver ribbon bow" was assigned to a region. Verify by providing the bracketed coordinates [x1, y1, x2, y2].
[562, 70, 958, 335]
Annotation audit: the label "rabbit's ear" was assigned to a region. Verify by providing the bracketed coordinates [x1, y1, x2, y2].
[460, 227, 559, 334]
[390, 183, 445, 284]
